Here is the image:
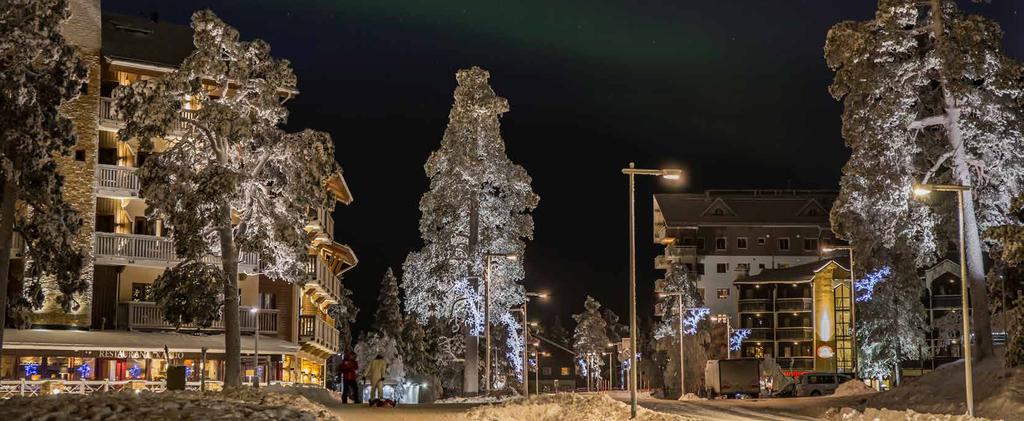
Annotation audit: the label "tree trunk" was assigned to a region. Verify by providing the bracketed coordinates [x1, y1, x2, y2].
[218, 202, 242, 387]
[464, 195, 480, 393]
[0, 178, 19, 359]
[929, 0, 995, 360]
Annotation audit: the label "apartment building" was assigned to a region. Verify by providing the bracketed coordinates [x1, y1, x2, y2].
[733, 259, 853, 375]
[652, 190, 838, 325]
[0, 1, 356, 387]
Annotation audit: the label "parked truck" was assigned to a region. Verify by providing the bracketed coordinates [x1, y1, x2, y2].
[704, 358, 761, 398]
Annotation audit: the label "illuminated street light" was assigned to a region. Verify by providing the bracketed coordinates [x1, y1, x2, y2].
[912, 182, 974, 417]
[518, 291, 548, 397]
[622, 163, 683, 419]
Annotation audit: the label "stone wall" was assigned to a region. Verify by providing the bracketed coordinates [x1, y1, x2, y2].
[32, 0, 102, 327]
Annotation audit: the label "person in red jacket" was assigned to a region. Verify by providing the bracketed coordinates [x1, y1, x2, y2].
[338, 352, 360, 404]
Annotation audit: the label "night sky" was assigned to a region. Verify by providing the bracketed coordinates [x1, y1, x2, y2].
[103, 1, 1024, 333]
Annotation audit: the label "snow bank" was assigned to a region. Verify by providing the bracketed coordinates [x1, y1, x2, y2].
[467, 393, 698, 421]
[435, 394, 514, 404]
[832, 407, 994, 421]
[0, 389, 336, 421]
[850, 349, 1022, 420]
[833, 380, 876, 397]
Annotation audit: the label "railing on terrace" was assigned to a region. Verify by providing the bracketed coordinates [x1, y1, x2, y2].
[307, 207, 335, 238]
[100, 97, 198, 133]
[96, 164, 141, 197]
[0, 380, 314, 399]
[299, 314, 340, 353]
[775, 298, 813, 312]
[94, 232, 258, 272]
[776, 327, 814, 341]
[118, 301, 278, 334]
[738, 299, 772, 313]
[305, 255, 340, 303]
[745, 328, 774, 341]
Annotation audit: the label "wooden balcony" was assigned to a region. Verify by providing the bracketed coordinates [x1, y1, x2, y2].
[100, 97, 196, 135]
[776, 298, 813, 312]
[305, 207, 335, 239]
[96, 164, 141, 199]
[94, 232, 259, 273]
[298, 314, 339, 354]
[304, 255, 341, 305]
[117, 301, 278, 334]
[738, 299, 772, 313]
[776, 327, 814, 341]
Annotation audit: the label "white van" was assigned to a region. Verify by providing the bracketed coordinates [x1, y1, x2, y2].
[794, 372, 854, 397]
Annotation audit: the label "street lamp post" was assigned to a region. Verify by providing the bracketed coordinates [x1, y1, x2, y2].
[484, 252, 518, 395]
[823, 245, 857, 374]
[519, 291, 547, 397]
[622, 163, 682, 419]
[250, 307, 260, 389]
[913, 183, 974, 417]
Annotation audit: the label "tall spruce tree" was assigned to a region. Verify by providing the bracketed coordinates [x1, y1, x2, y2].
[373, 268, 404, 339]
[825, 0, 1024, 360]
[0, 0, 87, 355]
[573, 296, 610, 389]
[401, 67, 539, 391]
[114, 11, 341, 386]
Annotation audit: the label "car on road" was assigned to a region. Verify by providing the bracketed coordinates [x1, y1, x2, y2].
[793, 372, 854, 397]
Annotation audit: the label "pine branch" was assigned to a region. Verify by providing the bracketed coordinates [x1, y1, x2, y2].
[908, 114, 949, 130]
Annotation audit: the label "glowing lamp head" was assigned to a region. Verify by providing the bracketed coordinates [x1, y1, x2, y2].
[505, 254, 519, 261]
[660, 169, 683, 180]
[912, 185, 933, 197]
[250, 307, 258, 314]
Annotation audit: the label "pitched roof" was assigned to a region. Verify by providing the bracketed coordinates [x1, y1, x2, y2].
[103, 13, 194, 68]
[655, 190, 836, 227]
[735, 259, 849, 284]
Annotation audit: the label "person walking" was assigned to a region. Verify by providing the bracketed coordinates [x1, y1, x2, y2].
[365, 354, 389, 403]
[338, 352, 360, 404]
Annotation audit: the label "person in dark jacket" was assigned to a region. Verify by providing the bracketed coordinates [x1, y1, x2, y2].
[338, 352, 360, 403]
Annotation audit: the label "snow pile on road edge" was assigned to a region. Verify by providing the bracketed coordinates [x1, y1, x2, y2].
[467, 393, 698, 421]
[436, 394, 515, 404]
[832, 407, 995, 421]
[0, 389, 337, 421]
[833, 380, 876, 397]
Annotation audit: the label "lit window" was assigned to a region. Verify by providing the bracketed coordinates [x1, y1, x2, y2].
[717, 288, 730, 299]
[560, 367, 569, 376]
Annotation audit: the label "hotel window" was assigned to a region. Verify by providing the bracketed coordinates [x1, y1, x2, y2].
[737, 237, 748, 249]
[697, 263, 705, 275]
[717, 288, 730, 299]
[560, 367, 570, 376]
[542, 367, 552, 376]
[757, 237, 766, 245]
[778, 238, 790, 251]
[758, 263, 766, 270]
[131, 283, 151, 301]
[259, 292, 277, 310]
[736, 263, 750, 272]
[697, 288, 706, 301]
[716, 263, 728, 273]
[804, 238, 818, 251]
[697, 237, 706, 251]
[715, 238, 727, 251]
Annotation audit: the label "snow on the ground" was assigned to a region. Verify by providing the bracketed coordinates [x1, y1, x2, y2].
[677, 393, 703, 401]
[435, 394, 514, 404]
[466, 393, 699, 421]
[833, 380, 876, 397]
[830, 407, 994, 421]
[0, 388, 336, 421]
[851, 349, 1022, 420]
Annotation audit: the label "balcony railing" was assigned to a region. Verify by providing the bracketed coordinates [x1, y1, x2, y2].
[100, 97, 197, 134]
[96, 164, 140, 198]
[305, 255, 341, 304]
[95, 232, 259, 273]
[776, 298, 813, 312]
[776, 327, 814, 341]
[306, 207, 335, 239]
[299, 314, 339, 353]
[738, 299, 772, 313]
[744, 328, 774, 341]
[118, 301, 278, 334]
[932, 295, 963, 309]
[664, 245, 696, 259]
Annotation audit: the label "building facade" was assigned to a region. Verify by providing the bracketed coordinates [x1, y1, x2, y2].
[0, 1, 356, 388]
[652, 190, 838, 326]
[733, 259, 853, 376]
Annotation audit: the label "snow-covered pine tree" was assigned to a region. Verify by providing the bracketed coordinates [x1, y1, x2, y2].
[0, 0, 88, 355]
[655, 262, 703, 338]
[401, 67, 539, 391]
[373, 268, 404, 340]
[113, 11, 341, 387]
[986, 195, 1024, 366]
[855, 258, 927, 383]
[573, 296, 610, 390]
[826, 0, 1024, 361]
[601, 308, 628, 344]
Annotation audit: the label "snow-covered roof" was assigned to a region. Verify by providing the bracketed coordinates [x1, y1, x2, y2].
[654, 190, 836, 228]
[102, 13, 194, 70]
[3, 329, 300, 354]
[734, 259, 849, 284]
